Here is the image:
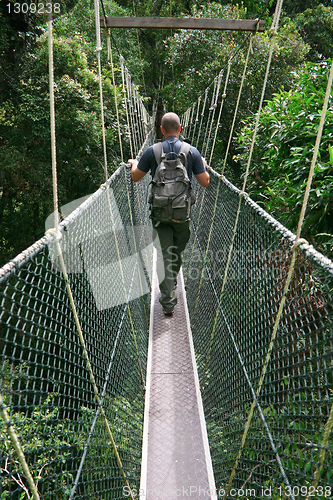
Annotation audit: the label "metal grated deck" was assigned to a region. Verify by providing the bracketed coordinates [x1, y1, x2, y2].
[140, 250, 217, 500]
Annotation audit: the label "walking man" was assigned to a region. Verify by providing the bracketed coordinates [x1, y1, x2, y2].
[128, 112, 209, 316]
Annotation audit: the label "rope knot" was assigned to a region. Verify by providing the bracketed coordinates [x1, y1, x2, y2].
[239, 190, 247, 198]
[291, 238, 308, 251]
[45, 228, 62, 241]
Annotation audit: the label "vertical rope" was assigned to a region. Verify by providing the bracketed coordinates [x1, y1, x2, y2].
[132, 0, 146, 95]
[121, 57, 134, 159]
[187, 102, 196, 139]
[202, 78, 217, 155]
[94, 0, 108, 179]
[136, 88, 145, 146]
[204, 72, 222, 158]
[0, 394, 40, 499]
[209, 63, 231, 166]
[127, 72, 139, 154]
[48, 13, 60, 238]
[106, 28, 124, 163]
[221, 36, 253, 176]
[191, 96, 201, 144]
[196, 88, 209, 149]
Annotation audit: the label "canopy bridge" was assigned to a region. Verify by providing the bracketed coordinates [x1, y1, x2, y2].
[1, 0, 333, 499]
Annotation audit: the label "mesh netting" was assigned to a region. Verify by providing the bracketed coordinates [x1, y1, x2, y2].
[1, 157, 333, 499]
[183, 170, 333, 499]
[0, 163, 153, 499]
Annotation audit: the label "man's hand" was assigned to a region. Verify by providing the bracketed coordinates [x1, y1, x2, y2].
[128, 159, 146, 182]
[128, 159, 138, 169]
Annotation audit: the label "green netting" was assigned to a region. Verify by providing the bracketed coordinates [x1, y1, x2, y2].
[0, 162, 153, 499]
[183, 170, 333, 499]
[1, 155, 333, 499]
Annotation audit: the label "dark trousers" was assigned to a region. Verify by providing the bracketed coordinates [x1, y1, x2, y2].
[153, 220, 190, 312]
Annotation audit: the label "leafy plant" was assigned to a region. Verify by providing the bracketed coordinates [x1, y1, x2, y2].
[0, 394, 81, 499]
[236, 60, 333, 257]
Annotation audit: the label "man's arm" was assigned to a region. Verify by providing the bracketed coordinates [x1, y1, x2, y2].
[195, 171, 210, 187]
[128, 159, 147, 182]
[194, 157, 209, 187]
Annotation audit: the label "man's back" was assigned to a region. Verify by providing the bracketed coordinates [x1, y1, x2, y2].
[137, 136, 206, 181]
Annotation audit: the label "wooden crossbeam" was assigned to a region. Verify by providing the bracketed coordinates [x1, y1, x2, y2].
[100, 17, 266, 32]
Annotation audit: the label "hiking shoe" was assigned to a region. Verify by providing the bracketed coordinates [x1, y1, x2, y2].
[163, 309, 174, 317]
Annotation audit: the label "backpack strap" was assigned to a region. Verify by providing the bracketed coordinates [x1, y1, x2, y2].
[153, 142, 164, 165]
[179, 141, 191, 155]
[153, 140, 191, 166]
[178, 141, 191, 169]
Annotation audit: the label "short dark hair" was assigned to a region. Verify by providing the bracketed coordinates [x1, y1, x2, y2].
[161, 112, 180, 133]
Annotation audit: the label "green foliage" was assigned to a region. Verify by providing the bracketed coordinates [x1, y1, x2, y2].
[0, 33, 106, 265]
[0, 23, 132, 266]
[162, 4, 308, 112]
[0, 394, 80, 499]
[262, 391, 333, 489]
[282, 0, 333, 16]
[236, 60, 333, 256]
[0, 388, 143, 499]
[295, 5, 333, 61]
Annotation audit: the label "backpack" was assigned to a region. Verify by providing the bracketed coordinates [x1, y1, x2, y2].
[148, 141, 195, 223]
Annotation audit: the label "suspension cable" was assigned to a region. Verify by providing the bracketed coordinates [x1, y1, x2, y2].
[195, 88, 209, 149]
[208, 61, 231, 166]
[186, 102, 196, 139]
[132, 0, 147, 95]
[0, 394, 40, 499]
[121, 57, 134, 158]
[204, 72, 222, 158]
[201, 77, 217, 155]
[191, 95, 201, 142]
[221, 35, 253, 175]
[105, 27, 124, 162]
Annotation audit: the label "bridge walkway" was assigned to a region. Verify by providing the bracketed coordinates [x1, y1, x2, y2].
[140, 251, 217, 500]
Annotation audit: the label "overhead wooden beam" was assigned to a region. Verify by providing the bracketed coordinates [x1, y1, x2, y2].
[100, 16, 266, 32]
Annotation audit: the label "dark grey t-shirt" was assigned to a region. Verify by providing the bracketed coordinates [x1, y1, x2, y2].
[137, 136, 206, 180]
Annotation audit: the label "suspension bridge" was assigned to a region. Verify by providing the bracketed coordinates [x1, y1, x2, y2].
[1, 0, 333, 499]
